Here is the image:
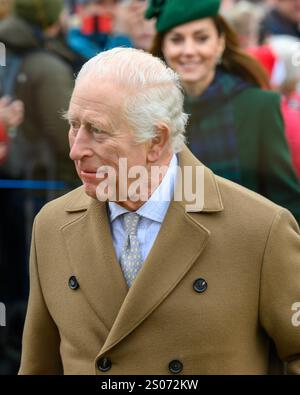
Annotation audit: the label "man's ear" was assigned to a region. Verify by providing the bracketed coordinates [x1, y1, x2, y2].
[146, 122, 171, 163]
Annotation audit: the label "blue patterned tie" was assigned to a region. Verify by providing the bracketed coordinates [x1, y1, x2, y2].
[120, 212, 143, 288]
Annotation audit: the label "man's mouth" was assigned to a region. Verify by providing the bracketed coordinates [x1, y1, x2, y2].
[81, 169, 96, 174]
[79, 169, 97, 180]
[79, 166, 111, 180]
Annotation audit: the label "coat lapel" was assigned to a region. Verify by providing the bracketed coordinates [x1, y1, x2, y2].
[61, 196, 128, 332]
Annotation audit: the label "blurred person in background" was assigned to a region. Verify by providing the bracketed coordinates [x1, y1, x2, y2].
[67, 0, 132, 62]
[43, 5, 87, 74]
[225, 0, 266, 49]
[225, 1, 277, 78]
[261, 0, 300, 39]
[147, 0, 300, 224]
[268, 35, 300, 178]
[0, 0, 77, 187]
[115, 0, 156, 51]
[226, 4, 300, 179]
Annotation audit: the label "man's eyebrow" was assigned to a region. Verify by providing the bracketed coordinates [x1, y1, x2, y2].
[84, 116, 110, 129]
[61, 111, 110, 129]
[61, 110, 73, 121]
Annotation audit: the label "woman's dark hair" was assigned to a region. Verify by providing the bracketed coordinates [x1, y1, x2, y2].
[150, 15, 270, 89]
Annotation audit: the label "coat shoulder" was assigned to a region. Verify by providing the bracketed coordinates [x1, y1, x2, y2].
[215, 173, 287, 223]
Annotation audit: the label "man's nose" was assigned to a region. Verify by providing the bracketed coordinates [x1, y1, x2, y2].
[69, 127, 93, 161]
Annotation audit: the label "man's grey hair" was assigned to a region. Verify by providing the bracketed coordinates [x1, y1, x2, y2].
[76, 47, 188, 153]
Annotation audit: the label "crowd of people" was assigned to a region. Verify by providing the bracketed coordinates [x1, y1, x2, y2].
[0, 0, 300, 374]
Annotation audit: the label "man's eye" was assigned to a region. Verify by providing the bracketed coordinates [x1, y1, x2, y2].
[70, 121, 80, 130]
[91, 126, 102, 134]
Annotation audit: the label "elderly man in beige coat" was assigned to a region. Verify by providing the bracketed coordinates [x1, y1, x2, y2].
[19, 48, 300, 375]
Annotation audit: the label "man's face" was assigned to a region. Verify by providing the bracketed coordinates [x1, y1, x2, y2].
[276, 0, 300, 24]
[67, 76, 148, 201]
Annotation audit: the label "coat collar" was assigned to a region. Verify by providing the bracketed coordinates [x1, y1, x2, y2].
[176, 145, 223, 213]
[61, 146, 224, 357]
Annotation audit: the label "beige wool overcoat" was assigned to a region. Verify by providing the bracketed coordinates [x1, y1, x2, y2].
[19, 147, 300, 375]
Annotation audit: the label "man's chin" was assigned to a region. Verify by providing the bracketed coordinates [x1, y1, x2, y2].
[82, 182, 97, 199]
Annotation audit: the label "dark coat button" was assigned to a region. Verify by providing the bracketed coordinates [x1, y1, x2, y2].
[97, 357, 112, 372]
[68, 276, 79, 290]
[193, 278, 207, 293]
[169, 360, 183, 374]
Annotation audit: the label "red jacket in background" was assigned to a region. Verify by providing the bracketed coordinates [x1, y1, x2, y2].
[0, 120, 8, 165]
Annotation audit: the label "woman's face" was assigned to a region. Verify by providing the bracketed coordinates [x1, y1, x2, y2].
[162, 18, 225, 88]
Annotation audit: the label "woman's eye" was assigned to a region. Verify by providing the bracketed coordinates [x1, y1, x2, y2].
[196, 35, 209, 42]
[170, 37, 182, 44]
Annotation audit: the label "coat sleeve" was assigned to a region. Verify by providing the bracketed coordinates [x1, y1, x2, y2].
[18, 217, 63, 375]
[259, 208, 300, 374]
[259, 92, 300, 224]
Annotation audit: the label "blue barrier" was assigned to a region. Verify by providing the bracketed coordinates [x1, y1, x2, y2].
[0, 179, 67, 190]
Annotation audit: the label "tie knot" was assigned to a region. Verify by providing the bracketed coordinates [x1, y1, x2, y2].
[123, 212, 140, 236]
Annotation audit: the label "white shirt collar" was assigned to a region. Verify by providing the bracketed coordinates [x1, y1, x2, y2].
[108, 154, 178, 224]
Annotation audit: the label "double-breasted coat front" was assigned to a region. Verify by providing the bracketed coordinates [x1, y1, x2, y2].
[19, 147, 300, 375]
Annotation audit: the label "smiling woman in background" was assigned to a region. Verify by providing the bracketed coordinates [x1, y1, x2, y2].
[146, 0, 300, 224]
